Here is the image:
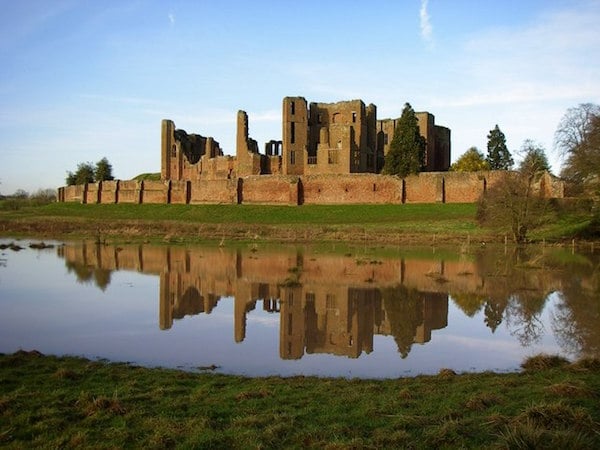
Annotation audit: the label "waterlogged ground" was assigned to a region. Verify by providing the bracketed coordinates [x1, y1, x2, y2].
[0, 238, 598, 377]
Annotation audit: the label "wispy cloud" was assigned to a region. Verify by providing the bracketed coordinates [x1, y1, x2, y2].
[168, 12, 175, 25]
[419, 0, 433, 45]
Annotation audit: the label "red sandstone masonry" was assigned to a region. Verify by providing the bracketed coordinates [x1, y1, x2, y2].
[443, 172, 486, 203]
[141, 180, 169, 204]
[190, 179, 237, 204]
[58, 171, 564, 206]
[117, 180, 141, 204]
[302, 174, 402, 204]
[241, 175, 299, 205]
[404, 173, 443, 203]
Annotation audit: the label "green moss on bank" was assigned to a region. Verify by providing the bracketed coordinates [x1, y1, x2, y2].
[1, 351, 599, 449]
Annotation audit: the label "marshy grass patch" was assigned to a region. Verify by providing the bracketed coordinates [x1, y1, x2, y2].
[372, 428, 412, 447]
[545, 381, 596, 398]
[53, 367, 78, 380]
[465, 392, 502, 411]
[76, 391, 126, 417]
[521, 354, 570, 372]
[235, 389, 270, 401]
[518, 401, 595, 430]
[497, 423, 596, 450]
[438, 368, 457, 378]
[570, 356, 600, 371]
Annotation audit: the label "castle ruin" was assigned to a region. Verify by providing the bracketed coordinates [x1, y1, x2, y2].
[58, 96, 564, 205]
[161, 96, 451, 181]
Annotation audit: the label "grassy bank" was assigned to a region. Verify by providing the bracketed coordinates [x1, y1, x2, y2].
[0, 202, 483, 245]
[0, 202, 590, 245]
[1, 351, 599, 448]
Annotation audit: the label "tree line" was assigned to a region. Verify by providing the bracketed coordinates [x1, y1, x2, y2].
[382, 102, 599, 243]
[65, 157, 114, 186]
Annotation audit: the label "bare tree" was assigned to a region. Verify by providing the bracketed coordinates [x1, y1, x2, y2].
[478, 140, 553, 243]
[555, 103, 600, 198]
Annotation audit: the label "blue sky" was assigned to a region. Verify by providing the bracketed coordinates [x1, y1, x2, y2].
[1, 0, 599, 194]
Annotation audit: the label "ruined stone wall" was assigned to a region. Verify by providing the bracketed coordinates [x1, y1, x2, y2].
[162, 119, 226, 182]
[98, 181, 118, 204]
[236, 110, 263, 177]
[435, 126, 451, 171]
[404, 173, 444, 203]
[117, 180, 141, 204]
[140, 180, 169, 204]
[416, 112, 436, 171]
[59, 171, 564, 206]
[189, 179, 237, 204]
[539, 171, 565, 198]
[60, 185, 84, 202]
[443, 172, 487, 203]
[84, 183, 99, 204]
[307, 100, 372, 175]
[169, 180, 189, 204]
[301, 174, 402, 204]
[240, 175, 299, 205]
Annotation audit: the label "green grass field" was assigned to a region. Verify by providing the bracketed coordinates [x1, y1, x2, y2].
[9, 202, 477, 224]
[0, 201, 595, 244]
[1, 352, 599, 448]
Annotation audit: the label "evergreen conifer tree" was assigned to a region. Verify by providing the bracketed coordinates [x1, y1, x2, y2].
[383, 103, 426, 177]
[486, 125, 513, 170]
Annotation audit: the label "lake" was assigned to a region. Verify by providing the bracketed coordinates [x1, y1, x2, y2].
[0, 238, 598, 378]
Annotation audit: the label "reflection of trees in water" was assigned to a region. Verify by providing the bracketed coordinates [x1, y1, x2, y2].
[451, 292, 486, 317]
[551, 258, 600, 357]
[472, 247, 554, 342]
[380, 285, 423, 358]
[65, 261, 112, 292]
[504, 293, 547, 346]
[483, 297, 507, 333]
[471, 246, 600, 355]
[551, 297, 584, 356]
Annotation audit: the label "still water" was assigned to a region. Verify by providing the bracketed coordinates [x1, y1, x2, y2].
[0, 238, 598, 378]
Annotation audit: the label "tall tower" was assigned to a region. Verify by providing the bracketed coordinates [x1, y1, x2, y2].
[161, 119, 176, 180]
[282, 97, 308, 175]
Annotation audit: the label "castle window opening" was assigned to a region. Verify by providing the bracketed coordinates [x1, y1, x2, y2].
[332, 112, 340, 123]
[171, 145, 176, 157]
[326, 294, 337, 309]
[317, 113, 323, 124]
[308, 155, 317, 165]
[328, 149, 338, 164]
[290, 150, 296, 165]
[384, 134, 388, 145]
[290, 101, 295, 115]
[352, 112, 357, 123]
[373, 183, 377, 192]
[290, 122, 295, 144]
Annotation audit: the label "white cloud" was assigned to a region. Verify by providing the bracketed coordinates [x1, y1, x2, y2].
[419, 0, 433, 45]
[424, 3, 600, 168]
[168, 12, 175, 25]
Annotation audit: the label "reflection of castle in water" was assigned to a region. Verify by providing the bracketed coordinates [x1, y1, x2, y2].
[59, 242, 566, 359]
[59, 243, 456, 359]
